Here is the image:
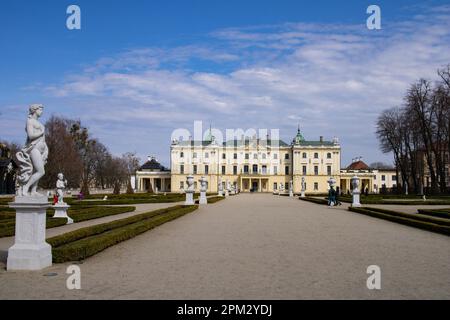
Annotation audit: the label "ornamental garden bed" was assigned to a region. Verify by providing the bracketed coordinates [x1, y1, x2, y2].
[47, 205, 198, 262]
[348, 206, 450, 236]
[417, 208, 450, 220]
[0, 205, 135, 238]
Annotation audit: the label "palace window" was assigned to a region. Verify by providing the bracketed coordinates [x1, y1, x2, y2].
[273, 182, 277, 190]
[180, 181, 184, 189]
[253, 153, 258, 160]
[193, 152, 197, 158]
[392, 175, 397, 181]
[233, 153, 238, 159]
[285, 183, 289, 190]
[285, 166, 289, 175]
[285, 153, 290, 160]
[303, 165, 307, 175]
[262, 165, 267, 174]
[252, 164, 258, 174]
[244, 165, 249, 174]
[233, 166, 237, 175]
[180, 165, 184, 174]
[245, 153, 249, 160]
[314, 153, 319, 159]
[205, 165, 209, 175]
[303, 152, 307, 159]
[273, 166, 278, 175]
[194, 182, 197, 189]
[180, 152, 184, 158]
[262, 153, 266, 159]
[222, 153, 226, 159]
[274, 153, 278, 159]
[193, 165, 197, 175]
[314, 166, 318, 175]
[221, 166, 225, 175]
[327, 153, 331, 159]
[327, 165, 332, 175]
[381, 175, 386, 181]
[205, 152, 209, 158]
[314, 182, 318, 190]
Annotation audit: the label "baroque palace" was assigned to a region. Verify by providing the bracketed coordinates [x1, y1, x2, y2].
[134, 127, 397, 195]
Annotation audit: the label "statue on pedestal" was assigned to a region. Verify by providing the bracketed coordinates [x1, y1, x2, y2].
[56, 173, 68, 204]
[199, 176, 207, 204]
[8, 105, 52, 271]
[184, 175, 195, 205]
[301, 176, 306, 197]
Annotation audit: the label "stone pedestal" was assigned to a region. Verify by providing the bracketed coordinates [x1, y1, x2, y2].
[53, 203, 73, 224]
[289, 190, 293, 197]
[185, 191, 194, 205]
[199, 191, 207, 204]
[7, 196, 52, 271]
[352, 192, 361, 207]
[300, 190, 305, 198]
[225, 189, 229, 197]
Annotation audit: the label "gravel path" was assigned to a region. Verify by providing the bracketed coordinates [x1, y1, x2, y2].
[0, 194, 449, 299]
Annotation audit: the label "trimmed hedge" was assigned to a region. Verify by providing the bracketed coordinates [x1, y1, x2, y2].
[417, 208, 450, 220]
[48, 205, 198, 262]
[0, 218, 68, 238]
[337, 195, 450, 205]
[348, 207, 450, 236]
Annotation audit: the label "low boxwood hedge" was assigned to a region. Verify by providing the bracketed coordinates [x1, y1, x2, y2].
[348, 207, 450, 236]
[417, 208, 450, 220]
[48, 205, 198, 262]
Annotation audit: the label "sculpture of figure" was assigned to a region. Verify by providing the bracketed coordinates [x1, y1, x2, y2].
[301, 177, 306, 191]
[16, 104, 48, 197]
[56, 173, 68, 204]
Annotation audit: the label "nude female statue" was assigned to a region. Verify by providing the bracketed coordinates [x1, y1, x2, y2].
[16, 104, 48, 197]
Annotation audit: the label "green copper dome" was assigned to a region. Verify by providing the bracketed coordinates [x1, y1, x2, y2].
[293, 125, 305, 145]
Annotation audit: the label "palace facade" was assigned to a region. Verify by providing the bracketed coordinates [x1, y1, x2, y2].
[134, 127, 398, 195]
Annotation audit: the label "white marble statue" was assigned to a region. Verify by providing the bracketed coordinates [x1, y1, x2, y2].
[218, 177, 223, 196]
[289, 180, 293, 197]
[279, 182, 284, 194]
[56, 173, 68, 204]
[199, 176, 207, 204]
[184, 175, 195, 205]
[351, 175, 361, 207]
[16, 104, 48, 197]
[301, 177, 306, 197]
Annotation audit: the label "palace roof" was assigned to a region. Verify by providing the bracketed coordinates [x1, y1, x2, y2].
[139, 157, 169, 171]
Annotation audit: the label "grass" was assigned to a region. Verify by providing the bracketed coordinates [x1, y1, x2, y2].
[0, 205, 135, 238]
[48, 205, 198, 262]
[348, 206, 450, 236]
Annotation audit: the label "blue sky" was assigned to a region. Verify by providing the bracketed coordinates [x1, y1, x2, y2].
[1, 0, 450, 167]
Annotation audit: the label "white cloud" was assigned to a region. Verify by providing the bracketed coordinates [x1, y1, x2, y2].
[12, 6, 450, 166]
